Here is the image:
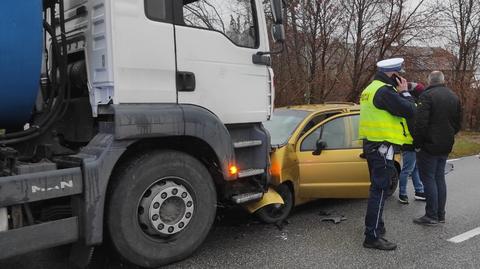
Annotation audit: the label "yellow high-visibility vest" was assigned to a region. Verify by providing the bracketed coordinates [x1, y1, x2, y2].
[359, 80, 413, 146]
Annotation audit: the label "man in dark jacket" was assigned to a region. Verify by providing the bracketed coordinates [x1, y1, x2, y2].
[413, 71, 462, 225]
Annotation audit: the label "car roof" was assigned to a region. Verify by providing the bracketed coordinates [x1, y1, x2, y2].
[279, 102, 360, 113]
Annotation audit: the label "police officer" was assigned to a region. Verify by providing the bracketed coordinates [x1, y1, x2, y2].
[359, 58, 416, 250]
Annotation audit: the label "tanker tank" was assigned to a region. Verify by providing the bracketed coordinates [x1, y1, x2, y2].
[0, 0, 43, 129]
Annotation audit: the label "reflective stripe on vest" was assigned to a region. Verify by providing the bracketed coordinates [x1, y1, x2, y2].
[359, 80, 413, 145]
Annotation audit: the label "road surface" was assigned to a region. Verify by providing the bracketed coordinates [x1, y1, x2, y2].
[1, 155, 479, 269]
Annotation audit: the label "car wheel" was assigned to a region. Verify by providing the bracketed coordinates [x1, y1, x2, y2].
[387, 167, 399, 197]
[255, 183, 293, 224]
[106, 150, 216, 268]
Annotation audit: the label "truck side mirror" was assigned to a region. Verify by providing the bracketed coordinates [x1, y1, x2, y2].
[312, 140, 327, 156]
[271, 0, 285, 43]
[253, 0, 285, 62]
[271, 0, 284, 25]
[272, 24, 285, 43]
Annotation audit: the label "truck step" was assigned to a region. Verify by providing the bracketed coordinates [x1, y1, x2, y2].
[231, 192, 263, 204]
[237, 168, 264, 178]
[233, 140, 262, 149]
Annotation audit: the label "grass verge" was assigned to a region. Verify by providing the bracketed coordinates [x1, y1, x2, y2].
[449, 131, 480, 158]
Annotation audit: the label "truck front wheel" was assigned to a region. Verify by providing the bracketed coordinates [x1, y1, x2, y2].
[106, 150, 216, 268]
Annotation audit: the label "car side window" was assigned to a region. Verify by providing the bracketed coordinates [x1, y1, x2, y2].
[181, 0, 258, 48]
[299, 112, 341, 138]
[300, 127, 322, 151]
[300, 117, 348, 151]
[299, 114, 326, 137]
[350, 114, 362, 148]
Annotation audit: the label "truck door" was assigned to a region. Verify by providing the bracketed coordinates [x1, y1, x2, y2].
[111, 0, 177, 104]
[173, 0, 270, 124]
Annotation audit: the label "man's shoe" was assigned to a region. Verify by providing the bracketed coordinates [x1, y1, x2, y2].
[398, 195, 409, 204]
[363, 237, 397, 251]
[414, 192, 426, 201]
[438, 216, 445, 223]
[413, 215, 438, 226]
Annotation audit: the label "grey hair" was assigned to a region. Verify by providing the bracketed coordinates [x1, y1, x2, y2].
[428, 71, 445, 85]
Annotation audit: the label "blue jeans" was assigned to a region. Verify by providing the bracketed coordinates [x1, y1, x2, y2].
[416, 150, 448, 220]
[364, 148, 396, 240]
[399, 151, 424, 196]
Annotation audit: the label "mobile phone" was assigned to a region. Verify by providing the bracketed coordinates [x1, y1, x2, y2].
[391, 74, 400, 86]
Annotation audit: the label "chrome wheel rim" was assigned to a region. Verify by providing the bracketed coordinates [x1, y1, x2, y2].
[138, 179, 194, 237]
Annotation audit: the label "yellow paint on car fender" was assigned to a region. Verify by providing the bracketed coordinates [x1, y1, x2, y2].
[243, 188, 284, 213]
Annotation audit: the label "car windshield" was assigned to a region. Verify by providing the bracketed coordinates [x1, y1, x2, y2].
[263, 109, 310, 146]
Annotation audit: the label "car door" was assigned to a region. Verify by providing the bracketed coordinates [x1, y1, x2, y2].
[174, 0, 270, 124]
[296, 113, 370, 198]
[343, 112, 370, 196]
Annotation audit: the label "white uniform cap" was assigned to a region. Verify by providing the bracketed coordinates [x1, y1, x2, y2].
[376, 58, 405, 73]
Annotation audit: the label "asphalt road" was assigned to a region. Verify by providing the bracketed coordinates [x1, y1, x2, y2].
[1, 155, 479, 269]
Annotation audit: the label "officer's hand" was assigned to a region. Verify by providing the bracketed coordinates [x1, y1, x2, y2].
[395, 76, 408, 92]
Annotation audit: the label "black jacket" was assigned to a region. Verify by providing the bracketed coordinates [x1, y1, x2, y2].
[363, 72, 416, 152]
[413, 84, 462, 155]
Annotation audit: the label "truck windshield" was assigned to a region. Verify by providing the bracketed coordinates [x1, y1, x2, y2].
[263, 109, 309, 146]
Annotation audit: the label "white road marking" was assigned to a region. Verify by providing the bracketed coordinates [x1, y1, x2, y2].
[447, 227, 480, 243]
[447, 158, 460, 162]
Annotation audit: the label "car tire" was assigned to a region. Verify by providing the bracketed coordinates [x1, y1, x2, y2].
[387, 167, 399, 197]
[106, 150, 216, 268]
[255, 183, 293, 224]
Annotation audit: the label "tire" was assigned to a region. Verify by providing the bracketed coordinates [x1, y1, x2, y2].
[106, 150, 216, 268]
[255, 183, 293, 224]
[387, 167, 399, 197]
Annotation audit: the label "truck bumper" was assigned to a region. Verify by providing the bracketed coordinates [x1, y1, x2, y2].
[0, 217, 79, 259]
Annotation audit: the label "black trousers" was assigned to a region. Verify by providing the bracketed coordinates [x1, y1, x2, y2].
[416, 150, 448, 220]
[364, 148, 396, 240]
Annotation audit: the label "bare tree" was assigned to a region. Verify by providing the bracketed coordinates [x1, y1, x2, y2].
[273, 0, 350, 105]
[341, 0, 436, 102]
[272, 0, 436, 105]
[440, 0, 480, 128]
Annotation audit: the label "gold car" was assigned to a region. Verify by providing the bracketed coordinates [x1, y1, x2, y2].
[256, 103, 400, 223]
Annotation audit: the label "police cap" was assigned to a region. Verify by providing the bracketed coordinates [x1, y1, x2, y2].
[376, 58, 405, 73]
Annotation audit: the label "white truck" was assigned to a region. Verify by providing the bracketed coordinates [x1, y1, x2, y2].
[0, 0, 285, 267]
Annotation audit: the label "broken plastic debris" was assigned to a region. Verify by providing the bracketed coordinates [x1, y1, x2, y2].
[320, 216, 347, 224]
[275, 232, 288, 240]
[318, 210, 332, 216]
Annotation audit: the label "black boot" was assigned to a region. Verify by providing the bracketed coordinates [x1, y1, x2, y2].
[363, 237, 397, 251]
[413, 215, 438, 226]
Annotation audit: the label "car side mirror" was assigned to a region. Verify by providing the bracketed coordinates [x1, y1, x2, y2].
[312, 140, 327, 156]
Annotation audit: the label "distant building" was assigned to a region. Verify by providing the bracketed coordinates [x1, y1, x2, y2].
[391, 46, 457, 84]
